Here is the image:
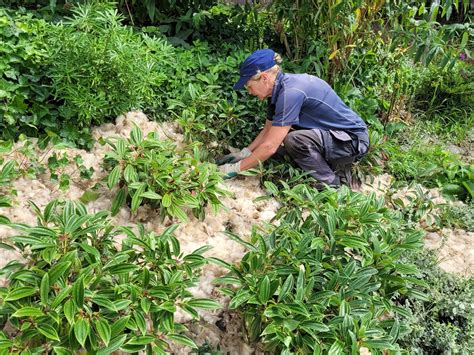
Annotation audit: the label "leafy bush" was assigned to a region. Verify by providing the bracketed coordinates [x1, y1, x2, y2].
[157, 42, 266, 151]
[386, 138, 473, 201]
[0, 8, 57, 140]
[0, 199, 220, 353]
[412, 61, 474, 143]
[47, 3, 174, 129]
[216, 184, 426, 353]
[104, 126, 230, 221]
[396, 251, 474, 353]
[439, 202, 474, 232]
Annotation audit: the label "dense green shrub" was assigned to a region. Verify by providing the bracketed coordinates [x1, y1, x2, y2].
[439, 202, 474, 232]
[0, 200, 219, 353]
[104, 126, 230, 221]
[155, 42, 267, 151]
[397, 251, 474, 353]
[386, 138, 473, 201]
[216, 184, 426, 353]
[47, 3, 173, 129]
[0, 8, 57, 140]
[412, 61, 474, 142]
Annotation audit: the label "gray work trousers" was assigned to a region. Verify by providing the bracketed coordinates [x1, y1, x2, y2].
[274, 129, 369, 186]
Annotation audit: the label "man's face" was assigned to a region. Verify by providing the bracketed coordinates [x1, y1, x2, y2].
[245, 73, 273, 100]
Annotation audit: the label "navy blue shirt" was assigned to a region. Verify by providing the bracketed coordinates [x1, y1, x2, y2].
[267, 72, 367, 132]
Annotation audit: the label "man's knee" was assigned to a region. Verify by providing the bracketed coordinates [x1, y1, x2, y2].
[283, 131, 300, 153]
[283, 130, 324, 156]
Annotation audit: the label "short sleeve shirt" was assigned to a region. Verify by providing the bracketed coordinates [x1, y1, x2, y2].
[267, 72, 367, 132]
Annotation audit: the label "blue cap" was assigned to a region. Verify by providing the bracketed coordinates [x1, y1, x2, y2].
[233, 49, 276, 90]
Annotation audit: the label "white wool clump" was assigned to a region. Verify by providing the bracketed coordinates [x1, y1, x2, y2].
[424, 228, 474, 276]
[357, 173, 393, 197]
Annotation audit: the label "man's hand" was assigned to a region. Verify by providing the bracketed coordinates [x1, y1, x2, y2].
[216, 147, 252, 165]
[218, 161, 241, 179]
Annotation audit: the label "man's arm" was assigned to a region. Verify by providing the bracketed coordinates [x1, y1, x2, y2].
[247, 119, 273, 152]
[240, 125, 291, 170]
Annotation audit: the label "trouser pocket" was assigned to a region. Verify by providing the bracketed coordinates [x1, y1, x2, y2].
[322, 130, 357, 163]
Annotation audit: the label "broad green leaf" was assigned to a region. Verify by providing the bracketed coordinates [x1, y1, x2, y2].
[111, 316, 131, 337]
[40, 273, 49, 305]
[131, 188, 144, 212]
[0, 215, 11, 225]
[133, 310, 147, 336]
[257, 276, 270, 304]
[0, 339, 14, 350]
[95, 319, 111, 346]
[116, 139, 126, 157]
[107, 264, 139, 274]
[168, 205, 188, 222]
[130, 125, 143, 146]
[49, 261, 72, 284]
[123, 165, 138, 183]
[328, 339, 344, 355]
[92, 297, 117, 312]
[186, 298, 221, 310]
[300, 320, 330, 332]
[12, 307, 44, 317]
[140, 297, 151, 314]
[278, 274, 294, 302]
[5, 286, 36, 301]
[295, 265, 305, 303]
[107, 165, 121, 189]
[111, 188, 126, 216]
[126, 335, 155, 345]
[37, 323, 60, 341]
[79, 190, 100, 204]
[51, 286, 72, 308]
[141, 190, 161, 200]
[74, 319, 90, 347]
[64, 299, 76, 325]
[167, 334, 197, 348]
[113, 299, 132, 311]
[162, 193, 172, 208]
[72, 276, 84, 308]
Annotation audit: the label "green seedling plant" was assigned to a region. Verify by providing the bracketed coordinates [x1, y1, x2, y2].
[216, 184, 427, 354]
[0, 138, 94, 194]
[386, 183, 442, 230]
[0, 199, 220, 354]
[104, 125, 230, 221]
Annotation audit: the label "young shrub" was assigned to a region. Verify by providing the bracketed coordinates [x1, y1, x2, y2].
[47, 2, 174, 128]
[0, 200, 220, 353]
[216, 184, 426, 353]
[104, 126, 230, 221]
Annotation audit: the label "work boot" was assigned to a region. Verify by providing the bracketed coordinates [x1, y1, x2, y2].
[312, 176, 341, 192]
[334, 163, 353, 188]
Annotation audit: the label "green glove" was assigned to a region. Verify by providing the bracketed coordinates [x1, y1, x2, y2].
[218, 161, 241, 179]
[216, 147, 252, 165]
